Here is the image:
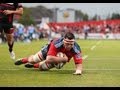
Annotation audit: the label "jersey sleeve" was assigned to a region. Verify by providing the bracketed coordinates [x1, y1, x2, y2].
[73, 52, 83, 64]
[73, 43, 83, 64]
[47, 43, 57, 56]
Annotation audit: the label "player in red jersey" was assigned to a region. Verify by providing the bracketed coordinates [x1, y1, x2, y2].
[15, 32, 83, 75]
[0, 3, 23, 60]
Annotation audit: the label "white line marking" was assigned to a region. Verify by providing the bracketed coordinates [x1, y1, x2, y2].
[0, 68, 120, 71]
[83, 55, 88, 60]
[91, 45, 96, 50]
[0, 69, 20, 71]
[84, 69, 120, 71]
[89, 57, 120, 58]
[86, 57, 120, 60]
[96, 41, 101, 45]
[90, 41, 101, 51]
[60, 69, 120, 71]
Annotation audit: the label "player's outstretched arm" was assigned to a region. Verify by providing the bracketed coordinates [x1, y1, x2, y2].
[3, 7, 23, 15]
[73, 64, 82, 75]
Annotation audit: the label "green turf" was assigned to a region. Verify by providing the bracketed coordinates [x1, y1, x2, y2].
[0, 39, 120, 87]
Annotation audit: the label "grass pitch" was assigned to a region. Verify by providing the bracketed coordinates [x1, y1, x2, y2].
[0, 39, 120, 87]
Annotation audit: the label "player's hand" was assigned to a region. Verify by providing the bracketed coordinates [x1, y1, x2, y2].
[63, 54, 68, 61]
[3, 10, 14, 15]
[73, 72, 81, 75]
[73, 70, 82, 75]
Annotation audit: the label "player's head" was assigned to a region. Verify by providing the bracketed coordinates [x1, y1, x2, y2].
[0, 0, 5, 3]
[13, 3, 18, 9]
[63, 32, 75, 51]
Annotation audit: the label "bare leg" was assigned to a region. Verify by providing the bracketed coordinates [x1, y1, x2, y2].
[6, 33, 15, 60]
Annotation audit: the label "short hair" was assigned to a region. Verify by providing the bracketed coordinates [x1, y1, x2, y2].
[13, 3, 18, 9]
[64, 32, 75, 40]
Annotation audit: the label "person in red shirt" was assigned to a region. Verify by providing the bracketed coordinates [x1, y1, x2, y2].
[0, 3, 23, 60]
[15, 32, 83, 75]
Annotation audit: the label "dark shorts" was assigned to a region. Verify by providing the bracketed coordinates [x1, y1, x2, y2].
[41, 44, 50, 60]
[0, 23, 14, 34]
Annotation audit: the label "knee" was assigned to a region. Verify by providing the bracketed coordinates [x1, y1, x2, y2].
[39, 61, 54, 71]
[28, 55, 35, 64]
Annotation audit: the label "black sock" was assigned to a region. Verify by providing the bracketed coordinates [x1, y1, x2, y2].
[8, 42, 14, 52]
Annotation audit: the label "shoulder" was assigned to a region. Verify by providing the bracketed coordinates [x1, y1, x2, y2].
[52, 38, 64, 48]
[14, 3, 23, 8]
[72, 42, 81, 53]
[18, 3, 23, 7]
[52, 38, 63, 44]
[0, 3, 14, 9]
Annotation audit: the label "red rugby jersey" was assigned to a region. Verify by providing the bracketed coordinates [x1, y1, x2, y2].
[0, 3, 22, 23]
[47, 38, 82, 64]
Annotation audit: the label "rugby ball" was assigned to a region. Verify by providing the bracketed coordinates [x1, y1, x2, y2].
[57, 52, 64, 57]
[54, 52, 66, 69]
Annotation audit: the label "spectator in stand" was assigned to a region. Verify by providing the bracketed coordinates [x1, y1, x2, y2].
[83, 24, 90, 39]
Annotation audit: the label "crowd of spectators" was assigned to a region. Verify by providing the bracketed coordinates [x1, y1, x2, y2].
[0, 19, 120, 43]
[48, 19, 120, 35]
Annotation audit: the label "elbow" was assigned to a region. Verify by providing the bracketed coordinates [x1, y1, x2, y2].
[16, 8, 23, 15]
[46, 56, 54, 61]
[19, 9, 23, 15]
